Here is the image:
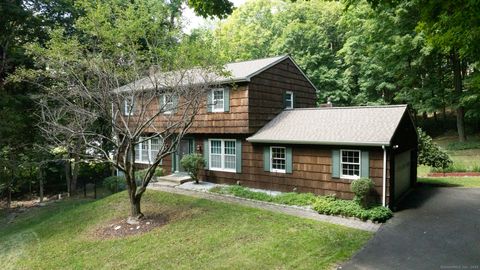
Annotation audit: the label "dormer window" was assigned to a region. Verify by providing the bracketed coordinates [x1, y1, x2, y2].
[284, 91, 293, 109]
[212, 88, 225, 112]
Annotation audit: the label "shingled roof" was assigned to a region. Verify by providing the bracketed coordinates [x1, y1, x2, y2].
[115, 55, 317, 92]
[247, 105, 410, 146]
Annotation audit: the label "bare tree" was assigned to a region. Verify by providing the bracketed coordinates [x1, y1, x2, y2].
[36, 61, 221, 222]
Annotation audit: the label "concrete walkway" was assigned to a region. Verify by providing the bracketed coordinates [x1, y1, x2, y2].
[148, 182, 381, 232]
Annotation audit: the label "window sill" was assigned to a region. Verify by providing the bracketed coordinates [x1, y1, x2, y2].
[135, 161, 163, 165]
[339, 175, 360, 181]
[209, 168, 236, 173]
[270, 169, 286, 174]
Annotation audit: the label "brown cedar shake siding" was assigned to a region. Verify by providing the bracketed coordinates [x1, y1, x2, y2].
[248, 58, 316, 133]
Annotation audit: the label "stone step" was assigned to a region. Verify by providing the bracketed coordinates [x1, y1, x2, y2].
[156, 173, 192, 184]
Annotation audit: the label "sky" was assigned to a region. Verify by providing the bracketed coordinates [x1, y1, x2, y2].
[182, 0, 247, 33]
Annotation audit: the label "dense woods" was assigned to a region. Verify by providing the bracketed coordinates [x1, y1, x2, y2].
[1, 0, 479, 210]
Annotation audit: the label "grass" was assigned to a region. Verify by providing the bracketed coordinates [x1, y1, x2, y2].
[418, 177, 480, 188]
[418, 133, 480, 176]
[210, 185, 317, 206]
[0, 191, 372, 270]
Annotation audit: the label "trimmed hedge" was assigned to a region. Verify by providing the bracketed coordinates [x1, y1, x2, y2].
[313, 196, 392, 223]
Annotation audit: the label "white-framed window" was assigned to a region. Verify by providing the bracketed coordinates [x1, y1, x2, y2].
[209, 139, 236, 172]
[285, 91, 293, 109]
[162, 94, 175, 114]
[124, 98, 134, 116]
[340, 149, 361, 179]
[212, 88, 225, 112]
[270, 146, 286, 173]
[135, 136, 163, 164]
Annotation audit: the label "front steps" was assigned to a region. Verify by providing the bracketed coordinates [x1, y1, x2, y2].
[152, 172, 192, 187]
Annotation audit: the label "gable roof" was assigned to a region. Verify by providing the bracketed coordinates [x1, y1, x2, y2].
[115, 55, 317, 92]
[246, 105, 410, 146]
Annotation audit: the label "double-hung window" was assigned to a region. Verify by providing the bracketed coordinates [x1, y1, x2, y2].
[340, 150, 361, 179]
[270, 146, 286, 173]
[284, 91, 293, 109]
[135, 136, 163, 164]
[124, 97, 135, 116]
[209, 139, 236, 172]
[212, 89, 225, 112]
[162, 95, 175, 114]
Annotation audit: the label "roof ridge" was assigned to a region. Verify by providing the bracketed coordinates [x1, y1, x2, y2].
[225, 55, 287, 65]
[287, 105, 408, 111]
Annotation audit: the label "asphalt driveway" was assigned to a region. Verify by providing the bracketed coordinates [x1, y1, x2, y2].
[341, 185, 480, 270]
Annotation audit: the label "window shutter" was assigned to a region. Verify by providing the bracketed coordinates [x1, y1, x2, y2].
[159, 95, 165, 111]
[207, 90, 213, 112]
[361, 151, 370, 178]
[331, 150, 340, 178]
[292, 92, 296, 108]
[263, 146, 270, 172]
[282, 91, 287, 109]
[171, 153, 176, 173]
[235, 140, 242, 173]
[173, 95, 179, 113]
[203, 139, 209, 169]
[224, 88, 230, 112]
[286, 147, 293, 173]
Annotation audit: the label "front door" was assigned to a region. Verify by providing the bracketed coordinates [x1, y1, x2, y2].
[176, 139, 192, 172]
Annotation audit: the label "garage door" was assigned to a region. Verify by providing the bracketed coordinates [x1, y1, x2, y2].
[394, 150, 411, 199]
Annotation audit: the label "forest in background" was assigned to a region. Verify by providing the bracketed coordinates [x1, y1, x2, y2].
[1, 0, 479, 203]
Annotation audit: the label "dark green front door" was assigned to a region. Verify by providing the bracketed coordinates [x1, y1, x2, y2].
[174, 138, 193, 172]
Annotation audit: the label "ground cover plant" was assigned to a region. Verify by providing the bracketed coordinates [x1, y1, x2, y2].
[0, 191, 371, 270]
[210, 185, 392, 222]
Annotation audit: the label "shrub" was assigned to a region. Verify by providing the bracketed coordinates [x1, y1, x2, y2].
[313, 196, 393, 222]
[180, 153, 205, 184]
[135, 167, 163, 182]
[350, 178, 374, 208]
[417, 127, 453, 169]
[103, 176, 126, 193]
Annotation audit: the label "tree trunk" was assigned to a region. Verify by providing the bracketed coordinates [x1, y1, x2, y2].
[451, 49, 467, 142]
[65, 160, 71, 197]
[130, 195, 143, 219]
[70, 154, 80, 193]
[39, 166, 44, 203]
[6, 186, 11, 209]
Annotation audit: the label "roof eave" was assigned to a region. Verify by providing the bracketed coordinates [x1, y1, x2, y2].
[246, 138, 391, 147]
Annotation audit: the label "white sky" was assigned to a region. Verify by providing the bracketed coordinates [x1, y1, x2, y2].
[182, 0, 247, 33]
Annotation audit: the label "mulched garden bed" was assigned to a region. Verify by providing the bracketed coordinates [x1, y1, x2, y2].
[92, 214, 170, 239]
[427, 172, 480, 177]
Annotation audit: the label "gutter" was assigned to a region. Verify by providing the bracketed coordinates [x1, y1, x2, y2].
[246, 138, 391, 147]
[382, 145, 387, 207]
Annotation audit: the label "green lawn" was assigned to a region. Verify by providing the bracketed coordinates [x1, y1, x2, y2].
[0, 191, 372, 270]
[418, 177, 480, 187]
[418, 133, 480, 176]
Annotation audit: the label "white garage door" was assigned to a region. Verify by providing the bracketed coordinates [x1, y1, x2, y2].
[394, 150, 411, 199]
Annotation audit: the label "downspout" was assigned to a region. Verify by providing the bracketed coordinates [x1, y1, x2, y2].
[382, 145, 387, 207]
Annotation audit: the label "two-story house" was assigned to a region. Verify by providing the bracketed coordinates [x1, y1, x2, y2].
[122, 55, 417, 208]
